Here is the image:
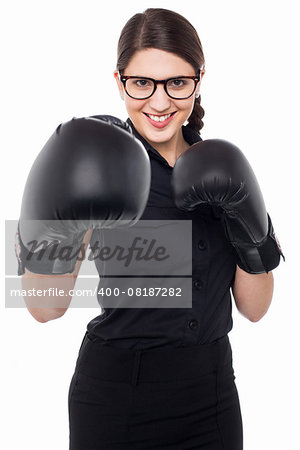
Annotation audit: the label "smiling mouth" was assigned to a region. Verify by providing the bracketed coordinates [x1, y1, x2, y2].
[143, 112, 176, 122]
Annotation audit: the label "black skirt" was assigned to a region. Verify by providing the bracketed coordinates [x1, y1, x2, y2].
[68, 332, 243, 449]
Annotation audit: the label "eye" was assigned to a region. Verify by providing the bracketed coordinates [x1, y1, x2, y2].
[169, 79, 187, 88]
[134, 79, 151, 88]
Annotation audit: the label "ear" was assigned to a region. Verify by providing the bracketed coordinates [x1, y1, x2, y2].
[195, 69, 205, 98]
[113, 70, 124, 100]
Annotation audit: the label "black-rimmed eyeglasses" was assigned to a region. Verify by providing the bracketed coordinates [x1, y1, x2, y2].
[119, 71, 201, 100]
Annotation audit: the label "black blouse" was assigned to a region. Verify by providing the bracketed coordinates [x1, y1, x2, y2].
[87, 118, 237, 349]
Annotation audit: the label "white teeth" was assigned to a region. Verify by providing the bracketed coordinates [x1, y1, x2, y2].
[148, 113, 172, 122]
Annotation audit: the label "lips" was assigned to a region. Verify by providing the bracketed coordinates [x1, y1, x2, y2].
[143, 112, 176, 129]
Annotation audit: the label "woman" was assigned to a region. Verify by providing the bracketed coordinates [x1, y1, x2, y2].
[66, 7, 284, 449]
[19, 7, 283, 450]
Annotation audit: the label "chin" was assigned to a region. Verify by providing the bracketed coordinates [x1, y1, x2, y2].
[144, 128, 174, 143]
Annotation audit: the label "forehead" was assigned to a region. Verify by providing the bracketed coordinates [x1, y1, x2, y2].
[124, 48, 195, 77]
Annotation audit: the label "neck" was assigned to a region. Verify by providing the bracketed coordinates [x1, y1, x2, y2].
[146, 129, 190, 167]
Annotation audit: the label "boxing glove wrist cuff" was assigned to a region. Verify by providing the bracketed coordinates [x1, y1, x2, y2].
[232, 215, 285, 274]
[15, 222, 85, 275]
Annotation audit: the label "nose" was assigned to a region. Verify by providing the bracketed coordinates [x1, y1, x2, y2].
[148, 83, 172, 112]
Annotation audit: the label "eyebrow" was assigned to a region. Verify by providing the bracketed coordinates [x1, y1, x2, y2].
[121, 75, 197, 79]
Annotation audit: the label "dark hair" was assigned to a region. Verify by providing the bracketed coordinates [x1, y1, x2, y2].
[116, 8, 205, 134]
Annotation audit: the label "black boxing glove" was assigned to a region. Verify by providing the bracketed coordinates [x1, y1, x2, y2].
[172, 139, 284, 274]
[16, 115, 151, 275]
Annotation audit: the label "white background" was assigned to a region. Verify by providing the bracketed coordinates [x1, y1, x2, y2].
[1, 0, 299, 448]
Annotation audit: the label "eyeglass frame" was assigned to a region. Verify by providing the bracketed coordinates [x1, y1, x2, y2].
[119, 69, 202, 100]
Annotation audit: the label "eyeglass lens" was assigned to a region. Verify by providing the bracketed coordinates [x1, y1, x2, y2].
[125, 78, 196, 99]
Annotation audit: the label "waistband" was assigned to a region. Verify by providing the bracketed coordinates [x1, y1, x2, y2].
[75, 332, 231, 386]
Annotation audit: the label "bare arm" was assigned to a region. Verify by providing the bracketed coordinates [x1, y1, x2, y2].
[22, 229, 93, 323]
[232, 265, 274, 322]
